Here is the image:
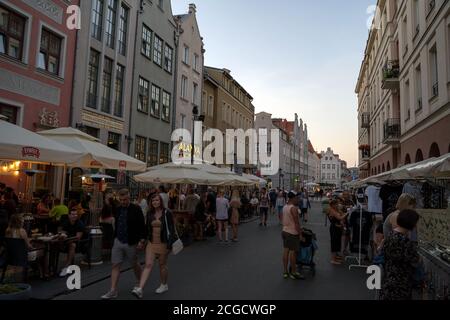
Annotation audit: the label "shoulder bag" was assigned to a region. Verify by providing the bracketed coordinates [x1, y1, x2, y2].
[164, 211, 183, 255]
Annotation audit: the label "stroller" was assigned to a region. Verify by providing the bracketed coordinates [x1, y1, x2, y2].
[296, 228, 318, 276]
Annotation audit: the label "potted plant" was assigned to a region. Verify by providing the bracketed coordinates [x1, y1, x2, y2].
[0, 283, 32, 300]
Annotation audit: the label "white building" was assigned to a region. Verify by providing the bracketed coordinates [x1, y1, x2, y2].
[320, 147, 342, 188]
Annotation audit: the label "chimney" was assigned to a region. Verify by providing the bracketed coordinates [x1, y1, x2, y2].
[189, 3, 196, 14]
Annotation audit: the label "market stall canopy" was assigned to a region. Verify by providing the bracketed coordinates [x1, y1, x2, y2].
[134, 163, 230, 185]
[39, 127, 146, 172]
[406, 153, 450, 178]
[0, 120, 84, 164]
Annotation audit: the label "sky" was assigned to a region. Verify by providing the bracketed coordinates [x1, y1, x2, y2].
[172, 0, 376, 167]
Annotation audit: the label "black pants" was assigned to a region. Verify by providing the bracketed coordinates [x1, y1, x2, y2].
[330, 224, 342, 253]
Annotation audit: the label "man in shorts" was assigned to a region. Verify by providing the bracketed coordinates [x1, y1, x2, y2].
[101, 189, 146, 299]
[282, 192, 305, 280]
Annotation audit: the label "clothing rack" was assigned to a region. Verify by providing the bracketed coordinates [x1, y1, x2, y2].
[346, 203, 370, 270]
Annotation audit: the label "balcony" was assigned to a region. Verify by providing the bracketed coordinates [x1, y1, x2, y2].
[383, 118, 401, 144]
[381, 60, 400, 90]
[361, 112, 370, 128]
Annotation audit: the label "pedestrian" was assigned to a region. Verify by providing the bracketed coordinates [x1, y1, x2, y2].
[193, 193, 207, 241]
[299, 189, 311, 223]
[101, 189, 146, 300]
[383, 194, 417, 241]
[132, 193, 177, 298]
[276, 191, 286, 225]
[250, 193, 259, 217]
[269, 189, 277, 215]
[229, 190, 241, 242]
[282, 191, 304, 280]
[259, 188, 270, 227]
[137, 191, 149, 216]
[327, 199, 349, 265]
[215, 189, 230, 242]
[380, 209, 420, 300]
[159, 186, 169, 209]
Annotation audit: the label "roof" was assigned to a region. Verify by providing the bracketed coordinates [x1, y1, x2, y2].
[307, 140, 315, 153]
[204, 66, 254, 100]
[174, 14, 189, 22]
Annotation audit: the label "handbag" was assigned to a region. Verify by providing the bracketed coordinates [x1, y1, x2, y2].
[164, 211, 183, 255]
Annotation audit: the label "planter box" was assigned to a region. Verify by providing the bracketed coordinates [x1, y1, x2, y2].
[0, 284, 32, 300]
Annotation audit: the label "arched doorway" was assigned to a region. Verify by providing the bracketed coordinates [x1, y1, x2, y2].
[382, 164, 385, 172]
[415, 149, 423, 163]
[429, 143, 440, 158]
[378, 165, 381, 174]
[405, 154, 411, 165]
[387, 161, 391, 171]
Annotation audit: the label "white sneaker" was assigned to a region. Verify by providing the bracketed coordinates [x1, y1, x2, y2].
[155, 284, 168, 294]
[132, 287, 143, 299]
[59, 267, 68, 277]
[101, 290, 118, 300]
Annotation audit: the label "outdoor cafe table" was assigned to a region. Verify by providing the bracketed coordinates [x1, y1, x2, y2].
[31, 235, 79, 276]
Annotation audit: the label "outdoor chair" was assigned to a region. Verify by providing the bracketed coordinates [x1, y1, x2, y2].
[54, 231, 92, 273]
[0, 238, 43, 283]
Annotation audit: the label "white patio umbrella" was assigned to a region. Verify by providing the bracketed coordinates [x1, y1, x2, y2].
[0, 120, 83, 164]
[406, 153, 450, 178]
[134, 163, 229, 185]
[191, 163, 255, 186]
[39, 127, 146, 171]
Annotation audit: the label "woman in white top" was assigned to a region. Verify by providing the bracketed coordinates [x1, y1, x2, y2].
[276, 192, 286, 225]
[215, 190, 230, 242]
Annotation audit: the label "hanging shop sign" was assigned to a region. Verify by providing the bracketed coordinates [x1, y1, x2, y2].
[81, 110, 124, 131]
[177, 142, 201, 159]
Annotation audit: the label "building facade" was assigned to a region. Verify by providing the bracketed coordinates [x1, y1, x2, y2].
[202, 66, 255, 172]
[71, 0, 138, 153]
[254, 112, 291, 190]
[320, 147, 341, 188]
[356, 0, 450, 178]
[272, 114, 309, 187]
[307, 140, 321, 183]
[129, 0, 176, 168]
[174, 4, 204, 134]
[0, 0, 79, 194]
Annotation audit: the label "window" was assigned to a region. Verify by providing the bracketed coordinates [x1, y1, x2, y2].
[107, 132, 121, 150]
[135, 136, 146, 162]
[158, 0, 164, 9]
[192, 82, 198, 105]
[327, 164, 330, 169]
[153, 34, 162, 66]
[325, 157, 328, 160]
[181, 76, 188, 99]
[91, 0, 103, 41]
[180, 114, 186, 129]
[193, 54, 199, 71]
[208, 95, 214, 116]
[0, 6, 25, 60]
[141, 25, 152, 58]
[415, 65, 422, 112]
[138, 77, 149, 113]
[413, 0, 420, 37]
[38, 29, 62, 75]
[332, 174, 336, 179]
[162, 91, 170, 122]
[105, 0, 117, 48]
[429, 44, 438, 98]
[86, 50, 100, 108]
[114, 64, 124, 117]
[0, 103, 18, 124]
[332, 164, 336, 170]
[148, 139, 158, 167]
[85, 126, 99, 138]
[404, 79, 411, 120]
[118, 4, 128, 55]
[101, 57, 113, 113]
[151, 84, 160, 117]
[164, 44, 173, 73]
[322, 164, 325, 169]
[327, 173, 330, 179]
[402, 16, 408, 54]
[183, 45, 189, 64]
[159, 142, 169, 164]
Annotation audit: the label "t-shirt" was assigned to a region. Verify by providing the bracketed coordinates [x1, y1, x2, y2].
[379, 185, 403, 219]
[215, 197, 229, 220]
[61, 219, 85, 238]
[365, 185, 382, 214]
[250, 198, 259, 206]
[349, 207, 373, 248]
[49, 204, 69, 221]
[259, 194, 269, 208]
